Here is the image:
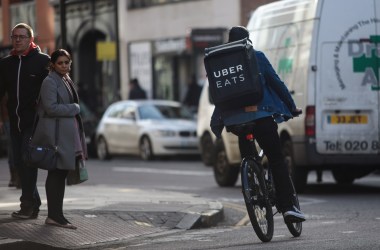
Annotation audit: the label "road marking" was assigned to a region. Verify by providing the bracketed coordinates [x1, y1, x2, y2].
[112, 167, 213, 176]
[322, 221, 336, 224]
[0, 202, 19, 208]
[223, 202, 246, 212]
[236, 214, 250, 226]
[341, 231, 356, 234]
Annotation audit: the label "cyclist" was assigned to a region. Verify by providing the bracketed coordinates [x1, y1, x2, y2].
[210, 26, 306, 223]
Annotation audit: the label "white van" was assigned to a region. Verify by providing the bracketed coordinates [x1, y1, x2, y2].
[197, 80, 242, 186]
[198, 0, 380, 191]
[245, 0, 380, 191]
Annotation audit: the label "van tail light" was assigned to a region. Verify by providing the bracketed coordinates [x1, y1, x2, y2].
[305, 106, 315, 136]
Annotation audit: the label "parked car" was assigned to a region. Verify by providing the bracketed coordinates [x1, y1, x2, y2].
[95, 100, 199, 160]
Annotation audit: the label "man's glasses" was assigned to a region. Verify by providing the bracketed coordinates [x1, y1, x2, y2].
[11, 35, 30, 40]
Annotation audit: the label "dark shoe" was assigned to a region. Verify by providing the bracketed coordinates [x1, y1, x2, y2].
[32, 209, 40, 219]
[283, 206, 306, 223]
[45, 217, 77, 230]
[12, 208, 39, 219]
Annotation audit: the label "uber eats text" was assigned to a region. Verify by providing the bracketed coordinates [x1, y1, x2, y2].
[213, 65, 245, 88]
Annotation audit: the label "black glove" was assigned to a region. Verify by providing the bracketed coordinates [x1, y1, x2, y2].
[291, 107, 302, 117]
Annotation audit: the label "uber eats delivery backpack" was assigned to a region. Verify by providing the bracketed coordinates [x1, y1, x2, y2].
[204, 38, 263, 111]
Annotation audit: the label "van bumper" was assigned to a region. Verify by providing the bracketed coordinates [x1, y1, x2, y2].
[293, 137, 380, 168]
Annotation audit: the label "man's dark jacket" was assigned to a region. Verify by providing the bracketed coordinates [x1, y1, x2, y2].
[0, 46, 50, 133]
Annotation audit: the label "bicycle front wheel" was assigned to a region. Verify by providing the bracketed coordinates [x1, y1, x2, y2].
[241, 159, 274, 242]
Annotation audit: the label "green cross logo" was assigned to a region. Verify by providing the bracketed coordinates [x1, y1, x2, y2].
[278, 38, 293, 75]
[352, 35, 380, 90]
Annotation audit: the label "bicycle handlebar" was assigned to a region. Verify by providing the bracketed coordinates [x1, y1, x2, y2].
[291, 108, 303, 117]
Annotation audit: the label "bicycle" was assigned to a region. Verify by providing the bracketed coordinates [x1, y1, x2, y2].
[229, 120, 302, 242]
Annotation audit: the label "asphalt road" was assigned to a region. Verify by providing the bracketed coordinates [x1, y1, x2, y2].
[1, 156, 379, 249]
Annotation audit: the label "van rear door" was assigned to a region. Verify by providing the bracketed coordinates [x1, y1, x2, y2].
[316, 0, 380, 155]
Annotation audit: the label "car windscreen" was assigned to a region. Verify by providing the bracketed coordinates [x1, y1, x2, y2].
[138, 104, 193, 120]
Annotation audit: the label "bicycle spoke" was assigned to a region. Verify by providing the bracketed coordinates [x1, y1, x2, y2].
[241, 159, 274, 242]
[254, 205, 268, 233]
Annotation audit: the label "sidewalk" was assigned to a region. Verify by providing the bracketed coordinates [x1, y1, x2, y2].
[0, 185, 223, 249]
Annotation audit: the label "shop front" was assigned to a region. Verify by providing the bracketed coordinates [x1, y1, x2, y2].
[128, 29, 226, 103]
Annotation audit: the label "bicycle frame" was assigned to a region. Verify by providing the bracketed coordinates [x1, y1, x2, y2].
[238, 127, 302, 242]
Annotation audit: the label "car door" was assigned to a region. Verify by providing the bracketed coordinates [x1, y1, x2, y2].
[119, 105, 140, 154]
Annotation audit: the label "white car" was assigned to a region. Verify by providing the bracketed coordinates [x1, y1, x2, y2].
[96, 100, 199, 160]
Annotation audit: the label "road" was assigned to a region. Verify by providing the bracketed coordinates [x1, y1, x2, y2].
[1, 156, 380, 249]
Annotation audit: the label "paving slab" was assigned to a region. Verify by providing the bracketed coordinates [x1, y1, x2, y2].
[0, 185, 223, 249]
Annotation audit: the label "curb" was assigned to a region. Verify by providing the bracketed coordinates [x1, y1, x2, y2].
[176, 202, 224, 229]
[0, 202, 224, 249]
[0, 239, 65, 250]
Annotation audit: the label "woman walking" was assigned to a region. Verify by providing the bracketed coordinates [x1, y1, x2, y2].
[32, 49, 87, 229]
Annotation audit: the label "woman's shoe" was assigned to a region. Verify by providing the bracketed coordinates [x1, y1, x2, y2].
[45, 217, 77, 230]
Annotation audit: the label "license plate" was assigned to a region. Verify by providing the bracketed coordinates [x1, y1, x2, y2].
[327, 115, 368, 124]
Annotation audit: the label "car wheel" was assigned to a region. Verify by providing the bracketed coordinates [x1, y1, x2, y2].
[140, 136, 154, 161]
[282, 140, 308, 193]
[200, 133, 214, 166]
[213, 139, 239, 187]
[332, 169, 355, 185]
[97, 136, 111, 160]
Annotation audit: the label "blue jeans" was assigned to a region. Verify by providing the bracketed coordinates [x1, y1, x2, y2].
[10, 127, 41, 211]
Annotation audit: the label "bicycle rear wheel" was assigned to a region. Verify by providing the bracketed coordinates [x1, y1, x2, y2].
[285, 178, 303, 237]
[241, 159, 274, 242]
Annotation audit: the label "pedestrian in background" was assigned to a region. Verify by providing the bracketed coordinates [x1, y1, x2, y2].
[183, 74, 202, 113]
[0, 23, 50, 219]
[33, 49, 87, 229]
[0, 95, 20, 188]
[128, 78, 147, 100]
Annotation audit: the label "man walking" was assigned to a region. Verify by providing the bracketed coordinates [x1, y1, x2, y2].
[0, 23, 50, 219]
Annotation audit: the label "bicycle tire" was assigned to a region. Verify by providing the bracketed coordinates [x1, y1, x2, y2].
[285, 178, 302, 237]
[241, 158, 274, 242]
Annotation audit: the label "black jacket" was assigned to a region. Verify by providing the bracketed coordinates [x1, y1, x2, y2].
[129, 87, 147, 100]
[0, 46, 50, 133]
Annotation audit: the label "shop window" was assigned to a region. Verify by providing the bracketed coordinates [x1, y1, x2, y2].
[127, 0, 197, 9]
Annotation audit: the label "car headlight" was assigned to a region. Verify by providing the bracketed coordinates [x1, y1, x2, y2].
[153, 130, 176, 137]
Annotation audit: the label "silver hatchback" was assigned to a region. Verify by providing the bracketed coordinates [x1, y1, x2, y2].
[96, 100, 200, 160]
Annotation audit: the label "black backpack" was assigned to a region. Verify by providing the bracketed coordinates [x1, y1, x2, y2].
[204, 38, 263, 111]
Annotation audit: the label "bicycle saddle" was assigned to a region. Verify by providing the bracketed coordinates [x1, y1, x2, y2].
[226, 121, 257, 136]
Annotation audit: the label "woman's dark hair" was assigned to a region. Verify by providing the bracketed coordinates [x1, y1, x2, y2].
[51, 49, 71, 63]
[49, 49, 72, 71]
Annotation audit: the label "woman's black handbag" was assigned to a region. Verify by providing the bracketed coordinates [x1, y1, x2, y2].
[67, 158, 88, 185]
[24, 143, 58, 171]
[23, 115, 59, 171]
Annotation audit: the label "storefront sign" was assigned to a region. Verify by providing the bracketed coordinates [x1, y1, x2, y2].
[96, 41, 116, 61]
[154, 38, 186, 54]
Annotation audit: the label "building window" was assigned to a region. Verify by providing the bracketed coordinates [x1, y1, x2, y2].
[127, 0, 198, 9]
